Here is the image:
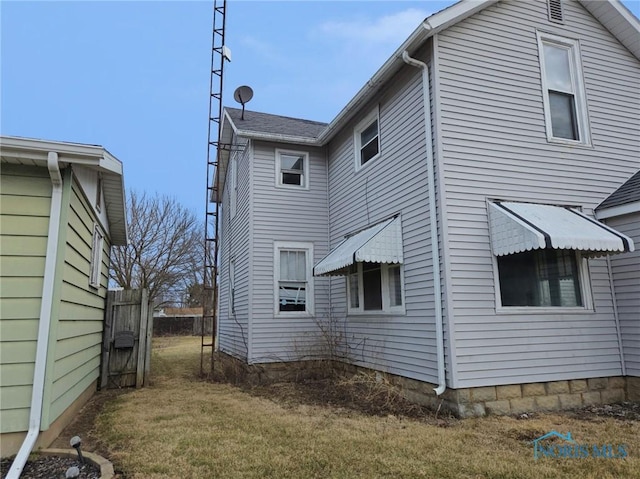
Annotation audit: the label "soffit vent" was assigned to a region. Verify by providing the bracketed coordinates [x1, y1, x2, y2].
[548, 0, 564, 23]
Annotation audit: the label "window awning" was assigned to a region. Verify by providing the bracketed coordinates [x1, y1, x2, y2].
[488, 202, 634, 257]
[313, 216, 403, 276]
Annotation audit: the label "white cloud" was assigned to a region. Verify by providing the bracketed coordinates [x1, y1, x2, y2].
[315, 8, 429, 46]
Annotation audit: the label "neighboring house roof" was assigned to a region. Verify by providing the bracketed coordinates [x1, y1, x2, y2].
[0, 135, 128, 245]
[160, 307, 203, 316]
[596, 170, 640, 219]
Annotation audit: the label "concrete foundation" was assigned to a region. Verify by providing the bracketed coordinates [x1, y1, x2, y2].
[215, 353, 637, 417]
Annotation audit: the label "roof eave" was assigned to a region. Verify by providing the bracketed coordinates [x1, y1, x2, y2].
[579, 0, 640, 60]
[316, 0, 500, 145]
[595, 200, 640, 220]
[0, 135, 128, 245]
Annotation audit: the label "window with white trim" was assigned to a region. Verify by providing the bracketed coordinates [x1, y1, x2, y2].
[89, 224, 104, 288]
[537, 32, 590, 144]
[274, 242, 314, 315]
[354, 107, 380, 169]
[276, 149, 309, 189]
[347, 262, 404, 313]
[496, 249, 589, 308]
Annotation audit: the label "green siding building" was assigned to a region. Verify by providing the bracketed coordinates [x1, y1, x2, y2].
[0, 136, 127, 461]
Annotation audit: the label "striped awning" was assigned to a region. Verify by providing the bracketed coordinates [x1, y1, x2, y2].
[313, 216, 403, 276]
[488, 202, 634, 257]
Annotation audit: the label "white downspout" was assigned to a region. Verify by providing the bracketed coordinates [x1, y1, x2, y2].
[402, 51, 446, 396]
[606, 255, 626, 376]
[7, 153, 63, 479]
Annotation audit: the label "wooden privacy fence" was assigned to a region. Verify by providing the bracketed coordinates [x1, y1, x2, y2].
[100, 289, 153, 389]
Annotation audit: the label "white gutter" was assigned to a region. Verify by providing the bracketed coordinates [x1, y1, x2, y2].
[7, 153, 64, 479]
[402, 51, 446, 396]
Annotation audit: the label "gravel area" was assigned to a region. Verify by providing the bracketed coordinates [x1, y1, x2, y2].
[0, 455, 100, 479]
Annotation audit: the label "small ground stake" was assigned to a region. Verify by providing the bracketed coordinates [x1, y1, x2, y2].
[70, 435, 84, 464]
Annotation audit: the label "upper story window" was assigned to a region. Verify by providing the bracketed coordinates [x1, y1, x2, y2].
[347, 262, 404, 314]
[89, 224, 104, 289]
[537, 32, 591, 145]
[354, 107, 380, 170]
[276, 149, 309, 189]
[274, 241, 314, 315]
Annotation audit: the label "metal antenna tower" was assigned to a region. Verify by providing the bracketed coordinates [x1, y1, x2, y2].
[201, 0, 228, 376]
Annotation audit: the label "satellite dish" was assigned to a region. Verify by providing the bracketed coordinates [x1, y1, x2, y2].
[233, 85, 253, 120]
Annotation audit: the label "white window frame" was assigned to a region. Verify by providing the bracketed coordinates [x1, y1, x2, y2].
[274, 241, 314, 316]
[537, 31, 591, 146]
[275, 149, 309, 190]
[347, 262, 405, 315]
[353, 107, 381, 171]
[493, 250, 594, 314]
[89, 224, 104, 289]
[229, 156, 237, 219]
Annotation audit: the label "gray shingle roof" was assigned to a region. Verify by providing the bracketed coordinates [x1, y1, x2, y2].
[597, 170, 640, 210]
[225, 107, 327, 140]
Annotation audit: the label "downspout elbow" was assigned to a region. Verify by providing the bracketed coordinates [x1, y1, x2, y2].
[402, 50, 447, 397]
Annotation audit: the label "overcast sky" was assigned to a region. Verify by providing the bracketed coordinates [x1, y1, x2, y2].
[2, 1, 639, 219]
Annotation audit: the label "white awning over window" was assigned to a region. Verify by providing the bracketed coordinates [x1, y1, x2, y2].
[488, 202, 634, 257]
[313, 216, 403, 276]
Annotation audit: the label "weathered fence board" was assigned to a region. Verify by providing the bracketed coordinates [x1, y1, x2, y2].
[100, 289, 153, 389]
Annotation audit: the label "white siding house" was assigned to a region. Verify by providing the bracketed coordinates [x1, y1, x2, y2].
[215, 0, 639, 415]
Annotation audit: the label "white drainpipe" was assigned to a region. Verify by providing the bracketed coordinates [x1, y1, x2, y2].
[7, 153, 63, 479]
[402, 51, 446, 396]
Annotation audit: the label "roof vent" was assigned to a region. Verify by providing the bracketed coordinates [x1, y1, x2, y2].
[548, 0, 564, 23]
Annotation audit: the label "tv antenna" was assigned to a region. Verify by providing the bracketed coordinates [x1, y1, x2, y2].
[233, 85, 253, 120]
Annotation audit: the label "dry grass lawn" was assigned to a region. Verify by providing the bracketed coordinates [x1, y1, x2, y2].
[94, 336, 640, 478]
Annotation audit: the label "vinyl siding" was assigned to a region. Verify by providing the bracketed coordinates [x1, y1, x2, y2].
[605, 213, 640, 377]
[436, 0, 640, 387]
[0, 165, 51, 433]
[250, 141, 330, 363]
[326, 58, 440, 384]
[45, 176, 109, 428]
[218, 140, 251, 360]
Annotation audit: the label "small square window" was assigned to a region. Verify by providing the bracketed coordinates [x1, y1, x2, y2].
[276, 150, 309, 189]
[354, 108, 380, 170]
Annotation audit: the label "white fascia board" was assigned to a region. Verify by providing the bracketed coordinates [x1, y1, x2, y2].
[1, 135, 105, 160]
[595, 200, 640, 219]
[1, 135, 124, 176]
[579, 0, 640, 60]
[316, 0, 498, 145]
[234, 129, 319, 145]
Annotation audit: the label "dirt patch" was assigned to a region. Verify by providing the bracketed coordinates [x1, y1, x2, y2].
[49, 389, 127, 457]
[566, 401, 640, 421]
[241, 374, 456, 426]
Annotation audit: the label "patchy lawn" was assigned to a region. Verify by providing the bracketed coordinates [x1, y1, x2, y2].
[81, 336, 639, 478]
